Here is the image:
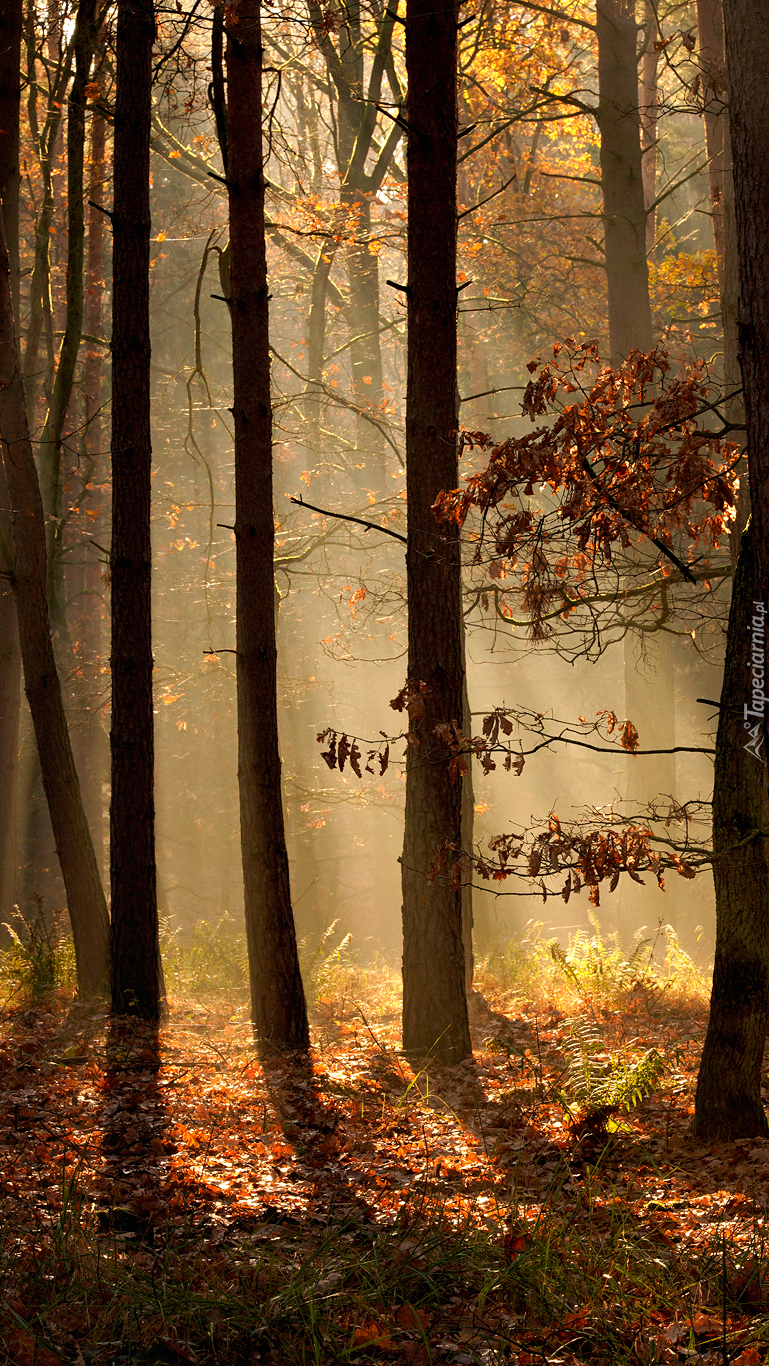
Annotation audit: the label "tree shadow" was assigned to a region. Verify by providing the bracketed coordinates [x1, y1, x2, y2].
[255, 1050, 384, 1227]
[97, 1016, 171, 1242]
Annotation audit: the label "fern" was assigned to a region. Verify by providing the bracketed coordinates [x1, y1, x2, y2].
[549, 916, 655, 1007]
[555, 1016, 666, 1132]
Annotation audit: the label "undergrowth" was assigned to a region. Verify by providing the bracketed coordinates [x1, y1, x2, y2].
[473, 913, 708, 1018]
[0, 898, 76, 1001]
[0, 923, 762, 1366]
[0, 1156, 765, 1365]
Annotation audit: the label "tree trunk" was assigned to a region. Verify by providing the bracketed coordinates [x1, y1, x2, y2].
[71, 65, 107, 880]
[401, 0, 471, 1065]
[696, 0, 745, 551]
[692, 525, 769, 1138]
[39, 0, 100, 627]
[22, 0, 69, 416]
[0, 0, 22, 925]
[226, 0, 310, 1054]
[596, 0, 653, 361]
[0, 209, 110, 998]
[109, 0, 160, 1018]
[623, 634, 676, 823]
[639, 0, 659, 254]
[693, 0, 769, 1137]
[722, 0, 769, 669]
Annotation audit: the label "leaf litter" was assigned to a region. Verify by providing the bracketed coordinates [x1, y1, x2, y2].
[1, 970, 769, 1364]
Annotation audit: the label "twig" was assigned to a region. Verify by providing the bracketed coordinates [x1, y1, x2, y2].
[290, 494, 407, 544]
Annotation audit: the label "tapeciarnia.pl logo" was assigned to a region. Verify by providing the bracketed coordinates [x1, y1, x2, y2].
[744, 600, 767, 762]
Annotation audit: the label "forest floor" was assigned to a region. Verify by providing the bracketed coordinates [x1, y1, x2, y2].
[1, 927, 769, 1365]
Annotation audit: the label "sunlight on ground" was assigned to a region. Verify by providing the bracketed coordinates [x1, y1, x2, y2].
[1, 925, 766, 1365]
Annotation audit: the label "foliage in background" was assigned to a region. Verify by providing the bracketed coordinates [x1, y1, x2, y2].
[160, 912, 249, 1000]
[473, 913, 708, 1016]
[0, 899, 76, 1000]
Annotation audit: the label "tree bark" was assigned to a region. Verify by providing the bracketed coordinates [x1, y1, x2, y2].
[22, 0, 70, 415]
[692, 525, 769, 1138]
[401, 0, 472, 1065]
[71, 61, 107, 881]
[39, 0, 100, 626]
[639, 0, 659, 255]
[109, 0, 160, 1018]
[722, 0, 769, 669]
[596, 0, 653, 361]
[306, 0, 402, 445]
[696, 0, 745, 552]
[226, 0, 310, 1054]
[0, 0, 22, 925]
[692, 0, 769, 1137]
[0, 209, 110, 998]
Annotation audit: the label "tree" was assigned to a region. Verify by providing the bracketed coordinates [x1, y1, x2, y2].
[0, 0, 22, 925]
[38, 0, 101, 626]
[692, 0, 769, 1138]
[400, 0, 471, 1065]
[0, 202, 110, 998]
[225, 0, 310, 1053]
[596, 0, 653, 363]
[692, 524, 769, 1137]
[109, 0, 161, 1018]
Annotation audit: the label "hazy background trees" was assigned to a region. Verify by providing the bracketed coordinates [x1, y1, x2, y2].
[0, 0, 736, 999]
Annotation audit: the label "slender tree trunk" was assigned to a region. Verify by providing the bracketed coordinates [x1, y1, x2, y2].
[304, 238, 338, 445]
[0, 209, 110, 998]
[693, 526, 769, 1137]
[342, 190, 383, 402]
[401, 0, 471, 1065]
[596, 0, 653, 361]
[39, 0, 100, 626]
[594, 1, 673, 863]
[623, 634, 676, 819]
[110, 0, 160, 1018]
[697, 0, 728, 279]
[0, 0, 22, 925]
[696, 0, 745, 552]
[225, 0, 310, 1053]
[71, 71, 107, 879]
[22, 0, 70, 415]
[639, 0, 659, 254]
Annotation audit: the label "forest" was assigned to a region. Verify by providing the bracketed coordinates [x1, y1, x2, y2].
[1, 0, 769, 1359]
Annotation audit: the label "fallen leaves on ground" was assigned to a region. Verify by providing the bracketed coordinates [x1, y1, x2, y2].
[0, 982, 768, 1364]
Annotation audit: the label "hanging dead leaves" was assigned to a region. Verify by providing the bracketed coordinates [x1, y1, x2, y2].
[435, 343, 737, 652]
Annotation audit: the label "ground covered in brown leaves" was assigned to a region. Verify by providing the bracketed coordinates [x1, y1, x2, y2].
[1, 968, 769, 1365]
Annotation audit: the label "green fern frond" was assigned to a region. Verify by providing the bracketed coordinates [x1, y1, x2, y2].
[556, 1017, 666, 1117]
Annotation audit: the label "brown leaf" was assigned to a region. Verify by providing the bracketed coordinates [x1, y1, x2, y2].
[394, 1304, 432, 1331]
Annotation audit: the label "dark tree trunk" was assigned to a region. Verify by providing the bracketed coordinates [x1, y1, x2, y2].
[722, 0, 769, 737]
[225, 0, 310, 1054]
[596, 0, 653, 361]
[0, 209, 110, 999]
[401, 0, 471, 1065]
[0, 0, 22, 924]
[693, 0, 769, 1137]
[110, 0, 160, 1018]
[693, 526, 769, 1138]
